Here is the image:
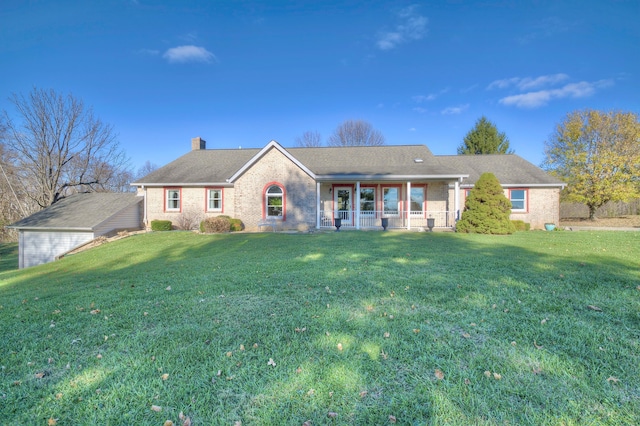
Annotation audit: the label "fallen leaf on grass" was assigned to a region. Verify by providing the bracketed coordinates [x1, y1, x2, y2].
[166, 286, 172, 291]
[47, 418, 57, 426]
[484, 371, 492, 378]
[534, 340, 543, 349]
[90, 309, 101, 315]
[337, 343, 343, 351]
[179, 412, 192, 426]
[267, 358, 276, 367]
[389, 414, 397, 423]
[302, 421, 312, 426]
[295, 327, 307, 333]
[541, 318, 548, 325]
[327, 412, 338, 419]
[151, 405, 162, 412]
[239, 344, 245, 351]
[226, 351, 233, 357]
[161, 373, 169, 380]
[434, 369, 445, 380]
[163, 421, 173, 426]
[462, 332, 471, 339]
[359, 390, 368, 398]
[587, 305, 602, 312]
[383, 332, 390, 338]
[493, 373, 502, 380]
[606, 376, 620, 383]
[34, 372, 46, 379]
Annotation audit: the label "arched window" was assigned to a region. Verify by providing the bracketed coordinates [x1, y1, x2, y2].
[265, 184, 284, 218]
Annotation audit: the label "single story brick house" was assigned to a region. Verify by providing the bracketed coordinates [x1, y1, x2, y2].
[132, 137, 564, 231]
[8, 193, 143, 268]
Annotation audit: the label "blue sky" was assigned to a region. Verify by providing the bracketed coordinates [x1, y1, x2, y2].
[1, 0, 638, 172]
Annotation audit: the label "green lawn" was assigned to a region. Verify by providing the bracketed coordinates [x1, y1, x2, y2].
[0, 231, 638, 425]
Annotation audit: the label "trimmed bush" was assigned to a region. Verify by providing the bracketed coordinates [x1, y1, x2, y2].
[150, 220, 172, 231]
[456, 173, 516, 234]
[200, 216, 231, 233]
[229, 218, 244, 232]
[511, 220, 530, 231]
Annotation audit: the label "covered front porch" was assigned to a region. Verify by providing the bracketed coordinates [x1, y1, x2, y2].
[314, 180, 462, 230]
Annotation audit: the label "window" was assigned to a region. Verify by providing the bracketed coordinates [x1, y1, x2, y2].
[207, 188, 223, 212]
[410, 187, 425, 215]
[510, 189, 527, 212]
[360, 188, 375, 214]
[165, 188, 181, 212]
[266, 184, 284, 217]
[383, 187, 399, 215]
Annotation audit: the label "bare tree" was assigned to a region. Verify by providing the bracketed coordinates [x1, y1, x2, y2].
[294, 130, 323, 147]
[327, 120, 385, 147]
[136, 160, 159, 180]
[2, 88, 129, 208]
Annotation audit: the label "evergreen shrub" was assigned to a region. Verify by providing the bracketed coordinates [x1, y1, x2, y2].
[150, 220, 172, 231]
[456, 173, 516, 234]
[511, 220, 530, 231]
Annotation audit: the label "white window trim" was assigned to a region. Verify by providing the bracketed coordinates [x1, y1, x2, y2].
[207, 188, 223, 212]
[165, 188, 181, 212]
[510, 189, 527, 212]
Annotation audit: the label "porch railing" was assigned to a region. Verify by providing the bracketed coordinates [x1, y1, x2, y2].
[319, 210, 455, 229]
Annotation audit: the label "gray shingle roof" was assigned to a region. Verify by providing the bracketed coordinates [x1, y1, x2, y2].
[9, 193, 143, 230]
[132, 142, 563, 187]
[133, 143, 466, 184]
[438, 154, 564, 186]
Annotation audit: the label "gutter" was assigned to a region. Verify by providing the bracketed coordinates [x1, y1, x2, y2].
[315, 174, 469, 181]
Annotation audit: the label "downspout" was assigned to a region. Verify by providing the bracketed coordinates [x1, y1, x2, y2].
[316, 182, 321, 229]
[356, 181, 360, 230]
[142, 185, 148, 228]
[454, 179, 460, 222]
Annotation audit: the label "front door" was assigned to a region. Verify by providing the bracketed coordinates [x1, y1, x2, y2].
[334, 187, 352, 223]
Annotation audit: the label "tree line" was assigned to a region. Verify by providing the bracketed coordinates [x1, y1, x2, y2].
[1, 87, 638, 242]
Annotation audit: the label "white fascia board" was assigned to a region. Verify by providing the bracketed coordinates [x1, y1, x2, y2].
[7, 226, 94, 232]
[227, 140, 316, 183]
[316, 174, 468, 182]
[457, 183, 566, 188]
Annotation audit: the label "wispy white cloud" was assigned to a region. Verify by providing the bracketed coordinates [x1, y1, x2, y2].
[163, 45, 216, 64]
[487, 74, 569, 91]
[499, 79, 614, 108]
[377, 5, 428, 50]
[412, 94, 436, 103]
[441, 104, 469, 115]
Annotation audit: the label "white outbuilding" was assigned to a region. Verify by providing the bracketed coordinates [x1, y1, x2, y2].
[8, 193, 143, 268]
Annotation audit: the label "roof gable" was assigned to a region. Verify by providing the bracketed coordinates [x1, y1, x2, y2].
[227, 140, 316, 182]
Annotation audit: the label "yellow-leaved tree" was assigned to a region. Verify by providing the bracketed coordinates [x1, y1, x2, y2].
[543, 110, 640, 220]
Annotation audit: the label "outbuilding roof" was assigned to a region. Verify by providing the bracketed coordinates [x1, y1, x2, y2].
[9, 193, 143, 231]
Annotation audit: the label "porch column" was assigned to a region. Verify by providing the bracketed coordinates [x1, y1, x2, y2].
[316, 182, 321, 229]
[406, 181, 411, 230]
[454, 179, 460, 221]
[355, 181, 361, 230]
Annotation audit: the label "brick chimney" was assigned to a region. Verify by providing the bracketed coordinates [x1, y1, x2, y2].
[191, 136, 206, 150]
